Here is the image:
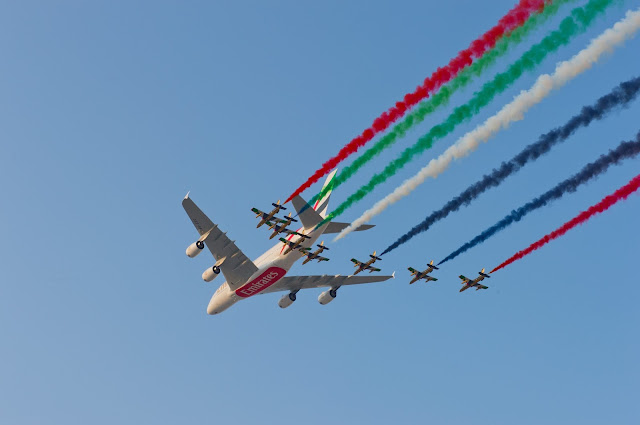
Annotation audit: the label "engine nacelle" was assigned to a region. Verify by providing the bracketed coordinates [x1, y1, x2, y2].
[202, 266, 221, 282]
[278, 292, 297, 309]
[186, 240, 205, 258]
[318, 288, 338, 305]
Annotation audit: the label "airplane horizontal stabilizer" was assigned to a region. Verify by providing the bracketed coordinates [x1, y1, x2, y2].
[323, 221, 375, 234]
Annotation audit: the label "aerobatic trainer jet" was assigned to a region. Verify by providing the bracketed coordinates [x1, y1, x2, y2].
[407, 260, 439, 284]
[251, 200, 287, 228]
[183, 170, 391, 315]
[300, 241, 330, 265]
[350, 251, 382, 275]
[279, 234, 311, 255]
[458, 269, 490, 292]
[264, 212, 300, 239]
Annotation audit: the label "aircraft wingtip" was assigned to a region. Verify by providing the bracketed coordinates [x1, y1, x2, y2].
[184, 191, 190, 200]
[392, 271, 396, 279]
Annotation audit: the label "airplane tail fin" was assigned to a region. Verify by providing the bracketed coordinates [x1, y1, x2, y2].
[479, 268, 491, 278]
[315, 169, 337, 218]
[291, 196, 322, 230]
[291, 169, 337, 230]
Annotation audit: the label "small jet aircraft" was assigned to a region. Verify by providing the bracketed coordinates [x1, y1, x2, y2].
[458, 268, 490, 292]
[279, 234, 312, 255]
[183, 169, 391, 315]
[265, 213, 301, 239]
[350, 251, 382, 275]
[300, 241, 330, 265]
[407, 260, 439, 284]
[251, 200, 287, 228]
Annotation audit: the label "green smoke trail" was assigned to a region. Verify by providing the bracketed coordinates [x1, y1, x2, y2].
[306, 0, 575, 210]
[321, 0, 616, 224]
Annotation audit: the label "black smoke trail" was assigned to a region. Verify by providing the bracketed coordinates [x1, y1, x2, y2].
[438, 132, 640, 264]
[382, 76, 640, 255]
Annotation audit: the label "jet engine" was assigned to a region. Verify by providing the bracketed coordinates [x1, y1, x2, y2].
[318, 288, 338, 305]
[186, 240, 205, 258]
[278, 292, 297, 309]
[202, 265, 221, 282]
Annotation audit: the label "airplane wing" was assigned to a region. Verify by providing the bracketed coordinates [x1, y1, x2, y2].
[265, 222, 298, 234]
[279, 237, 295, 246]
[283, 229, 304, 237]
[260, 274, 395, 294]
[350, 258, 363, 266]
[367, 266, 381, 272]
[459, 274, 471, 283]
[251, 208, 271, 220]
[184, 195, 258, 289]
[408, 267, 418, 274]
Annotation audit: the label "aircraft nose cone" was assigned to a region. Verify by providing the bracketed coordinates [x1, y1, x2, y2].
[207, 299, 220, 315]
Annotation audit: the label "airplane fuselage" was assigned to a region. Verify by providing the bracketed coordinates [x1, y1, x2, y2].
[207, 222, 328, 315]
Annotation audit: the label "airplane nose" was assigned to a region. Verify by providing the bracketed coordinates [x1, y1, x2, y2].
[207, 299, 220, 315]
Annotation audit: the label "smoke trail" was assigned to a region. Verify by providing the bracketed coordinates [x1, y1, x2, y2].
[439, 134, 640, 264]
[491, 171, 640, 273]
[285, 0, 548, 203]
[295, 2, 571, 220]
[333, 6, 640, 241]
[320, 0, 617, 225]
[379, 76, 640, 253]
[296, 0, 572, 216]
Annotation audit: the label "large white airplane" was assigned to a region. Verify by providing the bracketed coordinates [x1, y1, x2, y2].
[182, 170, 394, 315]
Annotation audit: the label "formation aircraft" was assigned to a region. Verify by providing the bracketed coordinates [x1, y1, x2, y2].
[458, 269, 490, 292]
[300, 241, 330, 265]
[350, 251, 382, 275]
[279, 234, 311, 255]
[251, 200, 286, 228]
[264, 213, 299, 239]
[183, 170, 389, 315]
[407, 260, 439, 284]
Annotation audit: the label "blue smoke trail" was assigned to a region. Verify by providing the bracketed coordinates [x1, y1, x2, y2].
[383, 76, 640, 254]
[438, 132, 640, 264]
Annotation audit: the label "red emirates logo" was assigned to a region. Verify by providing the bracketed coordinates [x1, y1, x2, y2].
[236, 267, 286, 298]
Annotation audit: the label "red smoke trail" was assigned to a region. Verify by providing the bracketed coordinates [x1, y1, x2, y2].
[286, 0, 548, 203]
[491, 173, 640, 273]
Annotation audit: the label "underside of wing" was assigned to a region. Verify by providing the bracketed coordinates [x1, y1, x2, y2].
[260, 274, 395, 295]
[184, 195, 258, 289]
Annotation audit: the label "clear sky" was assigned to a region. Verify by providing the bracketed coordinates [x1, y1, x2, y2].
[1, 1, 639, 424]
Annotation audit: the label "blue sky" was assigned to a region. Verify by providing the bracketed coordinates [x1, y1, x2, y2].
[1, 1, 639, 424]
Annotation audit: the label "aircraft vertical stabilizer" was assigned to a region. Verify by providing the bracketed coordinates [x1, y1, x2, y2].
[315, 169, 337, 218]
[291, 169, 337, 229]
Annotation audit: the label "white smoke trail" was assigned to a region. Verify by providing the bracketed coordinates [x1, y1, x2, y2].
[334, 8, 640, 242]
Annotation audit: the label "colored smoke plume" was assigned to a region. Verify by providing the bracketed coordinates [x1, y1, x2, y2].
[491, 171, 640, 273]
[286, 0, 548, 203]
